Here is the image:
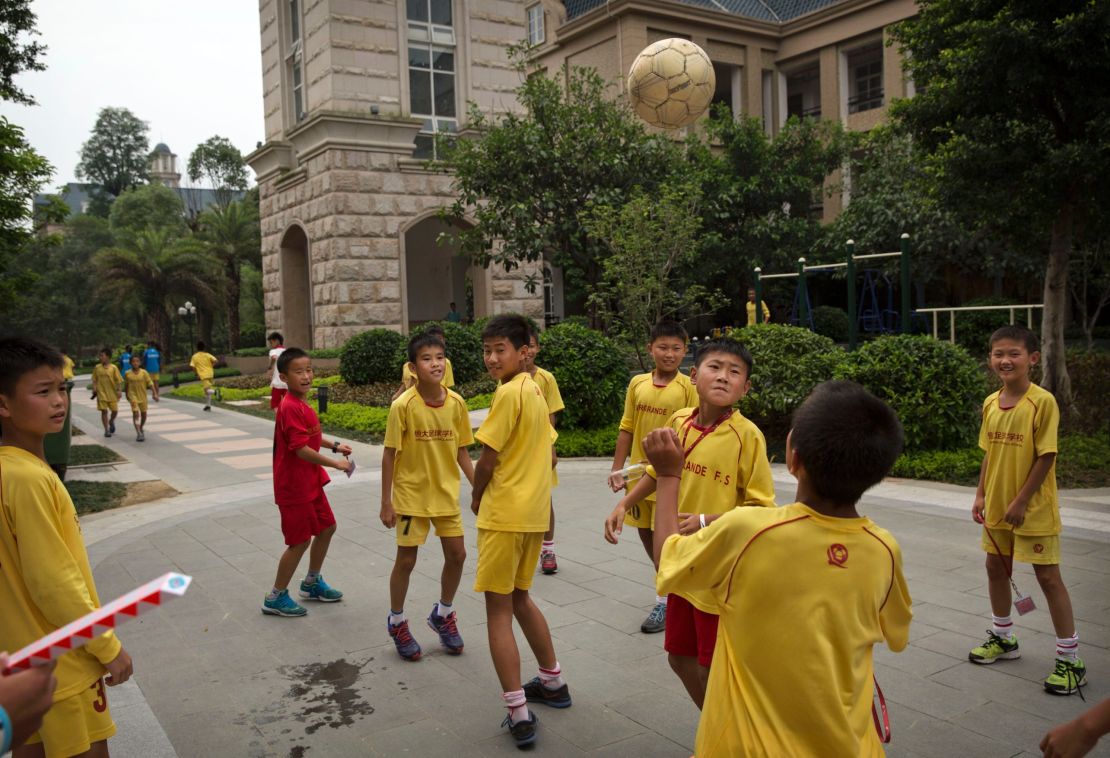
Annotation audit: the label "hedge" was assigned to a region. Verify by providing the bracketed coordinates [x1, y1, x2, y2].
[340, 329, 406, 385]
[555, 424, 619, 458]
[537, 322, 627, 430]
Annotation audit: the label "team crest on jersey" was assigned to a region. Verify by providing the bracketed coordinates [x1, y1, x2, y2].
[827, 544, 848, 568]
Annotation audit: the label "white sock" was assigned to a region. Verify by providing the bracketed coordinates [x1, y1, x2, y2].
[502, 689, 528, 723]
[538, 662, 564, 690]
[542, 540, 554, 553]
[656, 595, 668, 606]
[389, 609, 405, 626]
[435, 600, 453, 618]
[267, 587, 282, 600]
[992, 614, 1014, 639]
[1056, 632, 1079, 660]
[204, 389, 213, 406]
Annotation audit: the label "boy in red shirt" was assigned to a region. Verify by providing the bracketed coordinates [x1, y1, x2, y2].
[262, 348, 353, 617]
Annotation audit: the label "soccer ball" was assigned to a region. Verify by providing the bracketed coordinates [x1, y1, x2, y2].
[627, 38, 716, 130]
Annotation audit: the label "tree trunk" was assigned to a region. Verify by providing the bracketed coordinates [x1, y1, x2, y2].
[1040, 200, 1074, 415]
[225, 260, 242, 352]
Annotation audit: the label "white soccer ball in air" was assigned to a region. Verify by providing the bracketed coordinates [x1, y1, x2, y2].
[627, 38, 716, 130]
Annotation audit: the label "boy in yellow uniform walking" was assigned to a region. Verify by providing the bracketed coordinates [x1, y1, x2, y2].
[607, 321, 696, 632]
[124, 355, 157, 442]
[472, 315, 569, 749]
[381, 332, 474, 661]
[645, 380, 911, 757]
[189, 341, 218, 411]
[0, 337, 135, 758]
[605, 338, 775, 708]
[90, 349, 122, 438]
[968, 326, 1085, 695]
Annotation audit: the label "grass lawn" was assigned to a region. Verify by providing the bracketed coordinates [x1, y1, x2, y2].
[64, 481, 127, 514]
[69, 443, 125, 466]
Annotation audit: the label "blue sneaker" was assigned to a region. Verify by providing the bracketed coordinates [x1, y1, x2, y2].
[299, 575, 343, 602]
[427, 608, 464, 654]
[261, 589, 307, 617]
[388, 618, 422, 661]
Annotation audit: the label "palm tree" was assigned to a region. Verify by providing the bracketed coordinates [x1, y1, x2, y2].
[198, 200, 260, 351]
[93, 227, 219, 353]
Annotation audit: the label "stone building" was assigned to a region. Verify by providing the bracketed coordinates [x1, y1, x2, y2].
[246, 0, 917, 348]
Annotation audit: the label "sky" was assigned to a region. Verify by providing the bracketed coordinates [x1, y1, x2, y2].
[0, 0, 264, 190]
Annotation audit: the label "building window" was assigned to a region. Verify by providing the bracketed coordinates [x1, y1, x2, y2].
[786, 65, 821, 119]
[286, 0, 305, 123]
[847, 44, 883, 114]
[527, 5, 545, 46]
[407, 0, 457, 159]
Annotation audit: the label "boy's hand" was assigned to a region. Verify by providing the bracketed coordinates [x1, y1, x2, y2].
[604, 502, 627, 544]
[0, 654, 57, 749]
[335, 443, 353, 456]
[333, 457, 352, 473]
[643, 428, 683, 478]
[972, 496, 986, 524]
[470, 496, 481, 516]
[1004, 499, 1028, 528]
[1040, 715, 1099, 758]
[677, 512, 700, 535]
[380, 501, 396, 529]
[104, 648, 133, 686]
[607, 470, 626, 492]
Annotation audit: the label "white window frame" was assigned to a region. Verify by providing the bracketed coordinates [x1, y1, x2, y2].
[407, 0, 457, 159]
[286, 0, 305, 124]
[527, 4, 545, 46]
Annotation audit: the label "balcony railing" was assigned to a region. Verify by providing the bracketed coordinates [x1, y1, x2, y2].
[848, 90, 884, 114]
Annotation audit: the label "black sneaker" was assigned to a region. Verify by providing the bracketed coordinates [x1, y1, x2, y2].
[641, 601, 666, 634]
[522, 677, 571, 709]
[501, 709, 538, 749]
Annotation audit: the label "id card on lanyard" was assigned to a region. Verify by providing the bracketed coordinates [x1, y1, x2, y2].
[678, 408, 734, 458]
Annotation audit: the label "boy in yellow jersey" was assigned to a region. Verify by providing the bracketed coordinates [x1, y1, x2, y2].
[60, 353, 74, 381]
[124, 355, 157, 442]
[523, 326, 565, 575]
[189, 341, 218, 411]
[607, 321, 696, 633]
[968, 326, 1085, 695]
[381, 332, 475, 662]
[605, 338, 774, 708]
[645, 380, 911, 757]
[90, 349, 122, 438]
[745, 286, 771, 325]
[392, 326, 455, 401]
[472, 315, 569, 749]
[0, 337, 135, 758]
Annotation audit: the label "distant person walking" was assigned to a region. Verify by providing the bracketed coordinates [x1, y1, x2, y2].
[143, 342, 162, 385]
[189, 342, 218, 411]
[118, 345, 132, 374]
[267, 332, 287, 409]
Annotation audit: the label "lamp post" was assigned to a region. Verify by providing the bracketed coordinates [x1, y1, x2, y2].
[177, 301, 197, 357]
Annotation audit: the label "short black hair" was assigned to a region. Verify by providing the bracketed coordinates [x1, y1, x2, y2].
[196, 341, 206, 351]
[650, 321, 688, 343]
[694, 338, 753, 375]
[449, 302, 456, 308]
[482, 314, 530, 349]
[129, 354, 142, 363]
[990, 325, 1038, 353]
[790, 381, 904, 505]
[148, 341, 160, 350]
[408, 332, 446, 363]
[268, 331, 284, 344]
[99, 347, 112, 358]
[0, 337, 64, 395]
[277, 347, 310, 374]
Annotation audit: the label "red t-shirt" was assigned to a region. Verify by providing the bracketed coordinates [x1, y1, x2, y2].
[274, 394, 330, 506]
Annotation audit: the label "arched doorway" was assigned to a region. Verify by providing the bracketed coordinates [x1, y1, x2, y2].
[280, 225, 313, 349]
[401, 215, 487, 331]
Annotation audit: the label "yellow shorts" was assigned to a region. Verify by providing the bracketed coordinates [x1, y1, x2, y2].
[201, 378, 214, 391]
[27, 677, 116, 756]
[396, 512, 464, 547]
[149, 373, 160, 384]
[474, 529, 544, 595]
[129, 400, 148, 413]
[623, 497, 656, 529]
[96, 398, 118, 412]
[981, 527, 1060, 565]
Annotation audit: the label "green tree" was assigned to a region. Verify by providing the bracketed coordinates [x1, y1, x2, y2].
[187, 135, 250, 209]
[76, 107, 150, 199]
[108, 183, 187, 242]
[891, 0, 1110, 412]
[93, 228, 218, 351]
[0, 0, 44, 105]
[443, 49, 684, 314]
[197, 200, 261, 351]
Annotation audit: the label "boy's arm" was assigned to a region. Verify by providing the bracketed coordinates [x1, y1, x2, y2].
[609, 430, 634, 492]
[294, 445, 349, 471]
[1041, 698, 1110, 758]
[603, 469, 658, 544]
[1004, 453, 1056, 527]
[457, 446, 475, 487]
[380, 447, 397, 528]
[648, 432, 684, 567]
[320, 436, 353, 457]
[972, 451, 989, 522]
[470, 445, 499, 514]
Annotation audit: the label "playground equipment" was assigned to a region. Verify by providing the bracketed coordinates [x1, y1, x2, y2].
[915, 304, 1044, 344]
[753, 234, 911, 350]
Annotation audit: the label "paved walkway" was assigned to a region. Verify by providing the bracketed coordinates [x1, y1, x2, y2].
[66, 388, 1110, 757]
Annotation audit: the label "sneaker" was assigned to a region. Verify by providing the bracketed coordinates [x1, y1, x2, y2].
[388, 618, 422, 661]
[138, 431, 145, 442]
[299, 576, 343, 602]
[203, 405, 211, 412]
[109, 420, 116, 434]
[641, 602, 666, 634]
[540, 550, 558, 575]
[1044, 657, 1087, 696]
[427, 608, 464, 654]
[104, 430, 111, 438]
[501, 710, 538, 749]
[522, 676, 572, 709]
[261, 589, 307, 617]
[968, 630, 1020, 664]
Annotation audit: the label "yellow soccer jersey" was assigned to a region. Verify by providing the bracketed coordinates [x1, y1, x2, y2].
[746, 300, 771, 326]
[189, 351, 218, 381]
[402, 358, 455, 389]
[531, 366, 565, 415]
[61, 355, 75, 380]
[385, 387, 474, 517]
[124, 368, 154, 406]
[91, 363, 122, 399]
[620, 372, 698, 501]
[475, 372, 557, 532]
[647, 408, 776, 516]
[0, 447, 122, 701]
[979, 383, 1061, 536]
[657, 502, 912, 757]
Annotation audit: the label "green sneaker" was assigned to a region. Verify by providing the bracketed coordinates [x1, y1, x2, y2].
[968, 630, 1020, 664]
[299, 575, 343, 602]
[262, 589, 307, 617]
[1044, 658, 1087, 696]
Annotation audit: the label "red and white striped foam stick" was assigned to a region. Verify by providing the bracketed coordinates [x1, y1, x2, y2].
[2, 572, 192, 675]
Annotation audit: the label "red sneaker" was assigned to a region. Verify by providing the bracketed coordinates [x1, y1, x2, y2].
[540, 550, 558, 575]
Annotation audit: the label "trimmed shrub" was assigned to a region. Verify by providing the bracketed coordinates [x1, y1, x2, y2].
[812, 306, 850, 343]
[233, 346, 270, 357]
[555, 424, 619, 457]
[728, 324, 847, 419]
[340, 329, 406, 385]
[536, 322, 628, 430]
[309, 348, 342, 359]
[466, 392, 494, 411]
[842, 334, 985, 452]
[892, 447, 983, 486]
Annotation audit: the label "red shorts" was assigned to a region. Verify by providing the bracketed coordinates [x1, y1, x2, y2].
[663, 593, 719, 667]
[270, 388, 287, 409]
[278, 492, 336, 546]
